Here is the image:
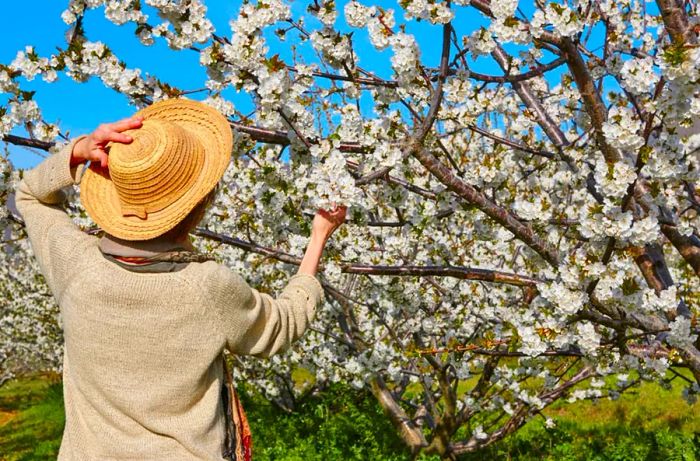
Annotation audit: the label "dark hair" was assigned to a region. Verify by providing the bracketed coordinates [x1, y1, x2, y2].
[161, 185, 219, 240]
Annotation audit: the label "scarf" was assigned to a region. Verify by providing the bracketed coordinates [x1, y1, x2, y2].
[98, 233, 214, 272]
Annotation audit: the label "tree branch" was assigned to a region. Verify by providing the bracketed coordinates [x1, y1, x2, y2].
[194, 228, 542, 286]
[656, 0, 697, 45]
[370, 375, 428, 454]
[450, 366, 594, 454]
[411, 147, 561, 266]
[357, 19, 452, 186]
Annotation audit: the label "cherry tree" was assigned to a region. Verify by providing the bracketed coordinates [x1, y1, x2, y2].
[2, 0, 700, 457]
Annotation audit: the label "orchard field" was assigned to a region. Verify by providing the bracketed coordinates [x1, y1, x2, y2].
[2, 0, 700, 458]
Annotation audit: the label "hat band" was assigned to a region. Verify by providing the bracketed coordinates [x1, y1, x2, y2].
[121, 203, 149, 219]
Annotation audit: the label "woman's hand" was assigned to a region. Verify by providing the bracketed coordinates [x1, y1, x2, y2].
[297, 205, 347, 277]
[70, 116, 144, 168]
[311, 205, 348, 241]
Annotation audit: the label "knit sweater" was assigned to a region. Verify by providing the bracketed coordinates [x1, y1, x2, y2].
[14, 138, 325, 460]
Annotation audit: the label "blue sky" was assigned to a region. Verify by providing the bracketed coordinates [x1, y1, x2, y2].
[2, 1, 236, 168]
[2, 0, 575, 169]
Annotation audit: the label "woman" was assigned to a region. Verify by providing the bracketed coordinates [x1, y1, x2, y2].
[14, 98, 346, 460]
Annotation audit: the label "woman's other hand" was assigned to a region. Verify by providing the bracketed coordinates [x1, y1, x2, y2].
[311, 205, 347, 241]
[298, 205, 347, 277]
[70, 116, 144, 168]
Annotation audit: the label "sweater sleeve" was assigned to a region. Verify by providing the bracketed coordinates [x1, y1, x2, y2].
[209, 263, 325, 358]
[13, 135, 96, 299]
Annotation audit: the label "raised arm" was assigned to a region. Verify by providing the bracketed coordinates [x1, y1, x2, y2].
[213, 206, 346, 358]
[13, 116, 143, 298]
[297, 205, 347, 276]
[13, 136, 94, 297]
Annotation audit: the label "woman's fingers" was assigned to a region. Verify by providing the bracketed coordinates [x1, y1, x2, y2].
[94, 127, 137, 144]
[80, 115, 143, 170]
[320, 204, 347, 215]
[98, 150, 109, 168]
[85, 148, 109, 169]
[90, 117, 141, 166]
[108, 131, 134, 144]
[311, 204, 347, 239]
[108, 116, 144, 133]
[330, 205, 347, 217]
[93, 116, 143, 144]
[317, 205, 347, 228]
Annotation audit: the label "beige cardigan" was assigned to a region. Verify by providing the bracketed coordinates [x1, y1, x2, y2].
[14, 138, 325, 460]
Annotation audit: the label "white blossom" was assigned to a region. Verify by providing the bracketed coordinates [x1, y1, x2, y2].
[620, 57, 660, 95]
[667, 317, 698, 349]
[344, 1, 375, 28]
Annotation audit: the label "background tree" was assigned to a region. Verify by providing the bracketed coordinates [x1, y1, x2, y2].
[1, 0, 699, 457]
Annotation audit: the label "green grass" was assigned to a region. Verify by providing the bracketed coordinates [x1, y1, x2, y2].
[1, 374, 699, 460]
[0, 374, 64, 461]
[458, 374, 700, 460]
[239, 382, 412, 461]
[544, 379, 700, 434]
[460, 422, 700, 461]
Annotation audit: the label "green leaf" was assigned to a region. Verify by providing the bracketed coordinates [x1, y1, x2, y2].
[639, 145, 652, 164]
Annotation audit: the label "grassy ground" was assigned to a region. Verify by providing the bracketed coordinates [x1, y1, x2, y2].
[0, 374, 64, 460]
[1, 373, 699, 460]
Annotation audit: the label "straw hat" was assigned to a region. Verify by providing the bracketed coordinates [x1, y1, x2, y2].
[80, 98, 233, 241]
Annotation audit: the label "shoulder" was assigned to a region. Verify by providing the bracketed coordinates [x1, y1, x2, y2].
[195, 260, 239, 282]
[188, 260, 253, 299]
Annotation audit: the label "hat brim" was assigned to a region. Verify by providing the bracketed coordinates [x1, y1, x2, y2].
[81, 98, 233, 241]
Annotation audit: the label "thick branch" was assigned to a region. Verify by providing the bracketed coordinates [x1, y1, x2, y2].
[559, 38, 619, 163]
[194, 228, 541, 286]
[344, 264, 541, 286]
[411, 147, 561, 266]
[2, 135, 54, 150]
[369, 375, 428, 453]
[660, 224, 700, 277]
[656, 0, 697, 45]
